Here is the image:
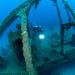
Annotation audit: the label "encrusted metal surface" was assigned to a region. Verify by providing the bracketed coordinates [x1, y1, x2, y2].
[0, 0, 75, 75]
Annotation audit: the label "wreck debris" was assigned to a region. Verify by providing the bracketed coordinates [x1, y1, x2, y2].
[0, 56, 6, 69]
[0, 1, 27, 36]
[0, 0, 39, 75]
[62, 0, 72, 22]
[62, 0, 75, 20]
[52, 0, 64, 54]
[0, 0, 75, 75]
[52, 0, 75, 55]
[17, 8, 37, 75]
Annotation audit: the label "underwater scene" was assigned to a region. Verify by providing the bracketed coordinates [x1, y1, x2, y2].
[0, 0, 75, 75]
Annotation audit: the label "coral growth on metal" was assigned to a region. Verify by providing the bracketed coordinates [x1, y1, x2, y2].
[0, 0, 75, 75]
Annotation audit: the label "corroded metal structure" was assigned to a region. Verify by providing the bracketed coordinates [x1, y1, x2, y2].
[0, 0, 38, 75]
[0, 0, 75, 75]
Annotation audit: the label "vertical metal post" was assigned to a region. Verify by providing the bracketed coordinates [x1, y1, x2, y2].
[17, 2, 37, 75]
[52, 0, 64, 54]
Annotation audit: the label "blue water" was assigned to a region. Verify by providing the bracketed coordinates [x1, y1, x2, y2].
[0, 0, 75, 74]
